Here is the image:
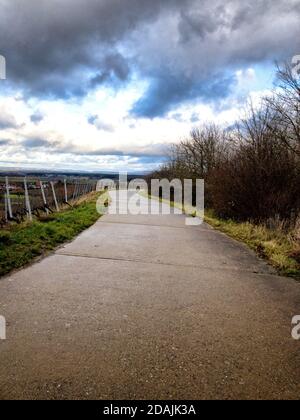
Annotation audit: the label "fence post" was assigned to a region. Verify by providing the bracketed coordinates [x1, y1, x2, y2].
[40, 181, 49, 215]
[77, 183, 81, 198]
[50, 182, 60, 212]
[24, 177, 33, 221]
[5, 176, 13, 219]
[4, 194, 8, 222]
[64, 179, 68, 203]
[72, 182, 78, 200]
[77, 183, 82, 199]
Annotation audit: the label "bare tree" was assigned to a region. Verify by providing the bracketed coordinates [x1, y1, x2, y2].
[209, 101, 300, 221]
[150, 84, 300, 223]
[174, 124, 230, 179]
[265, 63, 300, 157]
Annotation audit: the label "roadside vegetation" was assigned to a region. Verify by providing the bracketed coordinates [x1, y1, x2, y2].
[205, 210, 300, 277]
[148, 63, 300, 278]
[0, 192, 102, 277]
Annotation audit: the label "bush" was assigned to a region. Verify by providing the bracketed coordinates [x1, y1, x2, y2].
[208, 103, 300, 222]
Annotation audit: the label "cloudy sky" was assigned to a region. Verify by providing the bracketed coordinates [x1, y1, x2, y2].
[0, 0, 299, 172]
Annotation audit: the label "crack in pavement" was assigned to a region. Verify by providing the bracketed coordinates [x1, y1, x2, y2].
[55, 251, 275, 276]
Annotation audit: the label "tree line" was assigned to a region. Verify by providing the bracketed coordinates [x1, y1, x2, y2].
[150, 64, 300, 226]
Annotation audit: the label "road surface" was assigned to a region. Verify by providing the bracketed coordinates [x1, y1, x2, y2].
[0, 192, 300, 399]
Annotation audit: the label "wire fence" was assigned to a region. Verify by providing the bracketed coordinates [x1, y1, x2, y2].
[0, 176, 97, 227]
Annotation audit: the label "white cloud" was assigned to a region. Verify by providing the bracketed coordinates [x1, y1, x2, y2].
[0, 71, 274, 171]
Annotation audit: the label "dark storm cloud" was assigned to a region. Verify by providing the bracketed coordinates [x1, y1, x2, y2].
[0, 0, 189, 99]
[178, 7, 225, 43]
[130, 0, 300, 117]
[0, 0, 299, 115]
[90, 53, 130, 88]
[131, 73, 235, 118]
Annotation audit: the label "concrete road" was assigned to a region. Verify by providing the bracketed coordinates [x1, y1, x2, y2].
[0, 192, 300, 400]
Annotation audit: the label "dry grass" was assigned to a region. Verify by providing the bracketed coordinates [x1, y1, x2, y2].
[205, 210, 300, 278]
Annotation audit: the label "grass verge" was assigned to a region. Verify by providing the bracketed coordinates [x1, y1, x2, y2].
[0, 192, 102, 277]
[205, 209, 300, 279]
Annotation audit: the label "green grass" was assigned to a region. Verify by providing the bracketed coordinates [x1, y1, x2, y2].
[205, 210, 300, 278]
[0, 192, 102, 277]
